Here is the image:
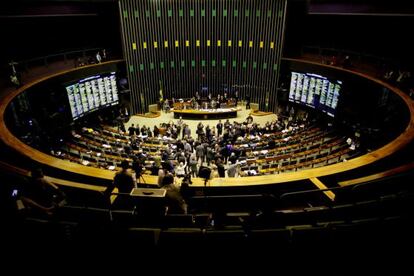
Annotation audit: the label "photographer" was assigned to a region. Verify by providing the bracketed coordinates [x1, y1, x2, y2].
[132, 157, 144, 177]
[180, 173, 193, 203]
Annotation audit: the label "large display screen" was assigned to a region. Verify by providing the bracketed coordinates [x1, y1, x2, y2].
[66, 72, 119, 120]
[289, 72, 342, 117]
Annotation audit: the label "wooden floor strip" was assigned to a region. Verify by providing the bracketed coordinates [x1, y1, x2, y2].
[338, 162, 414, 187]
[309, 177, 336, 201]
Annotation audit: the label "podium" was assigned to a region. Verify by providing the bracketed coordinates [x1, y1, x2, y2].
[130, 188, 167, 217]
[148, 104, 158, 114]
[251, 103, 259, 112]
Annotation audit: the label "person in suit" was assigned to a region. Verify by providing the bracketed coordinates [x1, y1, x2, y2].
[160, 174, 187, 214]
[245, 94, 251, 109]
[113, 160, 135, 194]
[216, 120, 223, 136]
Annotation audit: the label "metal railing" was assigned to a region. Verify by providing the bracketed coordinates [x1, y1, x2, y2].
[2, 47, 120, 76]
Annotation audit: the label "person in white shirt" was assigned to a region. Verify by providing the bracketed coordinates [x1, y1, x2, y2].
[175, 162, 187, 177]
[96, 52, 102, 63]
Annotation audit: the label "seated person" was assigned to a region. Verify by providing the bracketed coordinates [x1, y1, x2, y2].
[19, 168, 66, 217]
[160, 173, 187, 214]
[113, 160, 135, 194]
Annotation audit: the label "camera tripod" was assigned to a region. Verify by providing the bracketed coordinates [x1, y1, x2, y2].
[135, 172, 147, 187]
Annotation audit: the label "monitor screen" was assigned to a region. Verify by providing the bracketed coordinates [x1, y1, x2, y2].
[66, 72, 119, 120]
[289, 72, 341, 117]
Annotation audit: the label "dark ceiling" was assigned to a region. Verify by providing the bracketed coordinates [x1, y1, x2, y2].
[2, 0, 414, 16]
[1, 0, 413, 65]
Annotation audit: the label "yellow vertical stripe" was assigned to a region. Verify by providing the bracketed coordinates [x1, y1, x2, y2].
[154, 41, 158, 48]
[260, 41, 264, 48]
[186, 40, 190, 47]
[238, 40, 242, 47]
[207, 40, 211, 47]
[132, 43, 137, 50]
[228, 40, 232, 47]
[164, 41, 168, 48]
[249, 41, 253, 48]
[175, 40, 179, 47]
[143, 42, 147, 49]
[217, 40, 221, 47]
[196, 40, 200, 47]
[270, 42, 274, 49]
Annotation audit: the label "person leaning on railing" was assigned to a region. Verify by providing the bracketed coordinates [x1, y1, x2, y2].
[18, 167, 67, 217]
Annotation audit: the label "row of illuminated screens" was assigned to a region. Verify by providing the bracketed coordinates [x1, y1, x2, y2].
[66, 72, 119, 120]
[123, 8, 278, 19]
[289, 72, 342, 117]
[129, 60, 279, 72]
[132, 40, 276, 50]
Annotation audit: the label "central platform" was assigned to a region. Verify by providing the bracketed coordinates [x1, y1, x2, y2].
[171, 108, 238, 120]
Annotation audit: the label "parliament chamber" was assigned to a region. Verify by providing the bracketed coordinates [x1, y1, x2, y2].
[0, 0, 414, 262]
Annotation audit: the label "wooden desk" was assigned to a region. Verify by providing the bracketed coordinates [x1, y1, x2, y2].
[172, 108, 238, 120]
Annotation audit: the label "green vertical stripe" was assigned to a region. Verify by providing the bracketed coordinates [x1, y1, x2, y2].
[234, 9, 238, 17]
[263, 63, 267, 70]
[267, 10, 272, 17]
[150, 62, 154, 70]
[273, 64, 278, 71]
[160, 62, 164, 69]
[129, 64, 134, 72]
[145, 10, 150, 17]
[171, 61, 175, 68]
[202, 60, 206, 67]
[232, 60, 237, 67]
[212, 9, 216, 17]
[156, 10, 161, 17]
[181, 60, 185, 67]
[134, 10, 139, 18]
[123, 10, 128, 18]
[140, 64, 144, 71]
[243, 61, 247, 68]
[179, 9, 183, 17]
[223, 9, 227, 17]
[245, 9, 249, 17]
[201, 9, 205, 17]
[191, 60, 196, 67]
[256, 10, 261, 17]
[190, 9, 194, 17]
[212, 60, 216, 67]
[253, 62, 257, 69]
[222, 60, 226, 67]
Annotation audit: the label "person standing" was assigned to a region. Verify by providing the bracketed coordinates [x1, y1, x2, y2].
[234, 90, 239, 106]
[113, 160, 135, 193]
[96, 51, 102, 63]
[128, 124, 135, 136]
[245, 94, 251, 109]
[216, 120, 223, 137]
[102, 49, 107, 61]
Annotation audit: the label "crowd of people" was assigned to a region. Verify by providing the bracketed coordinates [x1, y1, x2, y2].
[163, 90, 244, 112]
[103, 109, 312, 212]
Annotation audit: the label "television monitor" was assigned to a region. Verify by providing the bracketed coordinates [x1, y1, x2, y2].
[289, 71, 341, 117]
[66, 72, 119, 120]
